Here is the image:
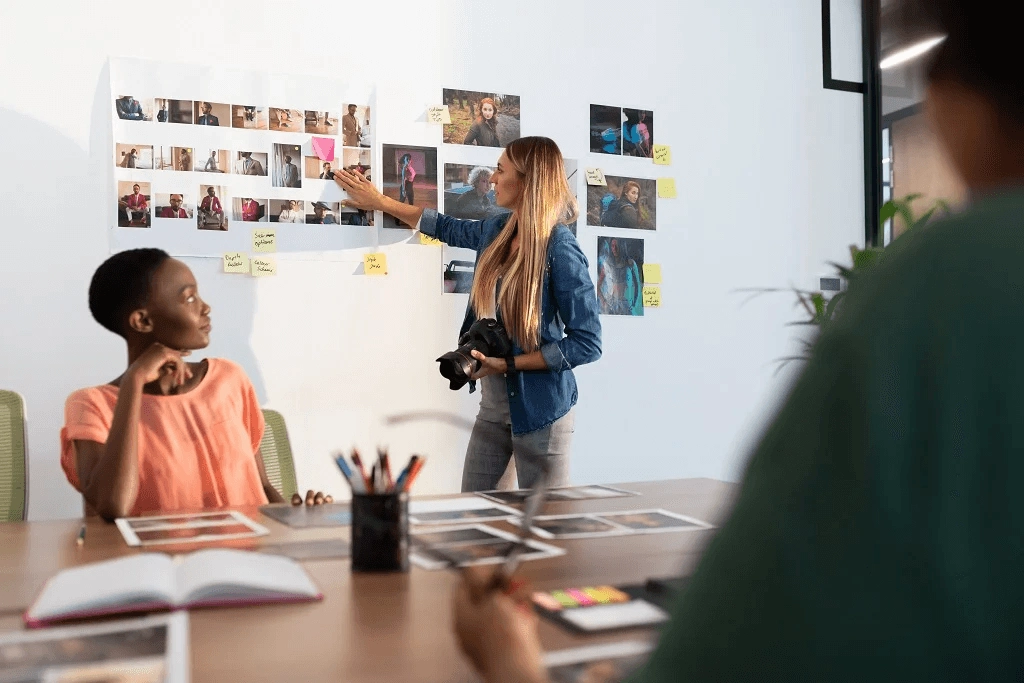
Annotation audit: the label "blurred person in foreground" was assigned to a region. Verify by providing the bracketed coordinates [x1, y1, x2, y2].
[453, 2, 1024, 680]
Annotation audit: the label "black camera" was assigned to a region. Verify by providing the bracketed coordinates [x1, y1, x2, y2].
[437, 318, 514, 390]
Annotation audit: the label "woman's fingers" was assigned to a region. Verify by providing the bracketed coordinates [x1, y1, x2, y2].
[305, 489, 315, 506]
[324, 494, 334, 504]
[313, 491, 325, 505]
[291, 493, 303, 506]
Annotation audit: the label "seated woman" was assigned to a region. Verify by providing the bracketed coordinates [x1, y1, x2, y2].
[62, 248, 327, 520]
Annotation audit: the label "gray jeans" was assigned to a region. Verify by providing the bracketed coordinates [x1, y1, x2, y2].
[460, 375, 575, 492]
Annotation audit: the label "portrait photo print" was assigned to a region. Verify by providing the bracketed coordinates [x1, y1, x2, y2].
[622, 108, 654, 158]
[155, 193, 193, 219]
[442, 89, 521, 147]
[341, 103, 371, 147]
[116, 181, 151, 228]
[587, 175, 657, 230]
[114, 95, 153, 121]
[381, 144, 437, 230]
[197, 185, 229, 231]
[193, 101, 229, 126]
[233, 197, 268, 223]
[115, 143, 153, 170]
[596, 236, 645, 317]
[272, 144, 303, 188]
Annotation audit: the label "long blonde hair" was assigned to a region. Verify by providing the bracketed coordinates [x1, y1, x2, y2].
[470, 137, 579, 352]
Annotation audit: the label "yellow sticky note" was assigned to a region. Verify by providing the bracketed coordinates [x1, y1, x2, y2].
[252, 228, 276, 253]
[364, 252, 388, 276]
[251, 255, 277, 277]
[652, 144, 671, 165]
[427, 105, 451, 124]
[419, 233, 442, 247]
[223, 252, 248, 274]
[585, 168, 607, 186]
[643, 285, 661, 307]
[657, 178, 677, 199]
[643, 263, 662, 284]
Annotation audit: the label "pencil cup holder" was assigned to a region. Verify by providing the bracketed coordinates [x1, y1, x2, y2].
[351, 492, 409, 572]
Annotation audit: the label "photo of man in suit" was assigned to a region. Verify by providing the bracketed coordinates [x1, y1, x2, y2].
[196, 102, 220, 126]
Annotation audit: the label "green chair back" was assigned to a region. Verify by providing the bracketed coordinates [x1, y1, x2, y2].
[0, 390, 28, 521]
[259, 409, 298, 499]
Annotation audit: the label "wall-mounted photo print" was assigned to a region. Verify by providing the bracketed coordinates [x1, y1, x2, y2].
[443, 163, 503, 221]
[231, 104, 268, 129]
[306, 201, 340, 224]
[114, 95, 153, 121]
[116, 181, 151, 228]
[115, 144, 153, 170]
[590, 104, 622, 155]
[443, 251, 476, 295]
[233, 197, 267, 222]
[233, 151, 267, 176]
[622, 108, 654, 158]
[193, 101, 229, 126]
[338, 205, 373, 226]
[304, 110, 338, 135]
[197, 185, 228, 231]
[167, 100, 193, 125]
[381, 144, 438, 230]
[341, 104, 371, 147]
[341, 147, 372, 179]
[305, 157, 335, 180]
[194, 148, 230, 174]
[171, 147, 193, 172]
[442, 89, 521, 147]
[587, 175, 657, 230]
[269, 199, 303, 224]
[155, 193, 194, 219]
[596, 236, 645, 316]
[272, 144, 303, 188]
[269, 107, 303, 132]
[153, 146, 175, 171]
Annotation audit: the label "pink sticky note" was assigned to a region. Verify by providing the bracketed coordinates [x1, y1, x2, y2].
[311, 137, 335, 161]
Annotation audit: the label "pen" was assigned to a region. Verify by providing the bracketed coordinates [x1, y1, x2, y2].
[393, 455, 419, 492]
[351, 450, 373, 493]
[403, 457, 426, 492]
[76, 524, 86, 547]
[381, 451, 394, 491]
[333, 453, 364, 494]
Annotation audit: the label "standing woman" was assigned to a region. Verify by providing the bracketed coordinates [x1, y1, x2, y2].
[398, 153, 416, 204]
[334, 136, 601, 490]
[463, 97, 501, 147]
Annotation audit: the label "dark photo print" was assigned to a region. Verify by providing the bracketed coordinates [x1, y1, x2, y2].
[590, 104, 622, 155]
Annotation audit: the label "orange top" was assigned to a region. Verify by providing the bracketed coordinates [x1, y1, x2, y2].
[60, 358, 269, 516]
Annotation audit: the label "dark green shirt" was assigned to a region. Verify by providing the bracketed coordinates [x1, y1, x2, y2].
[633, 191, 1024, 681]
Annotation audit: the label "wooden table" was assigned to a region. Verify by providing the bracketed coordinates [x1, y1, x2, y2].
[0, 478, 737, 682]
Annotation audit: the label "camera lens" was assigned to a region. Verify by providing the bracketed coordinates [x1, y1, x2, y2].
[437, 349, 477, 390]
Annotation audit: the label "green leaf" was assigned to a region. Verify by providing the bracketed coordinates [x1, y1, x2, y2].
[824, 291, 845, 321]
[879, 200, 899, 225]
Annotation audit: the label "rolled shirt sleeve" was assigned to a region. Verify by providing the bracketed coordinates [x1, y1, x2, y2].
[419, 208, 487, 251]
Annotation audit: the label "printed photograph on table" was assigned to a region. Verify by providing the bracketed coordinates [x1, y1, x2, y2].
[272, 143, 303, 188]
[477, 484, 639, 505]
[171, 146, 193, 172]
[166, 99, 193, 124]
[306, 201, 340, 224]
[587, 175, 657, 230]
[114, 94, 153, 121]
[443, 163, 503, 220]
[115, 143, 153, 169]
[410, 523, 564, 570]
[155, 193, 193, 219]
[269, 107, 303, 132]
[595, 509, 713, 533]
[622, 108, 654, 158]
[194, 147, 230, 174]
[305, 156, 336, 180]
[527, 515, 629, 539]
[341, 103, 371, 147]
[590, 104, 622, 155]
[0, 614, 186, 683]
[116, 181, 151, 228]
[304, 109, 338, 135]
[115, 510, 268, 546]
[193, 100, 229, 126]
[442, 89, 521, 147]
[596, 236, 644, 317]
[233, 151, 268, 176]
[341, 146, 372, 178]
[232, 197, 267, 222]
[269, 199, 303, 224]
[259, 503, 352, 528]
[381, 144, 437, 230]
[196, 185, 228, 231]
[231, 104, 268, 129]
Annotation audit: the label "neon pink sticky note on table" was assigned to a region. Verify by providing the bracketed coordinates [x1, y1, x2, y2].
[311, 137, 335, 161]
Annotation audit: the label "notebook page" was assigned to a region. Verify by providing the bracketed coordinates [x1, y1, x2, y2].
[176, 549, 319, 604]
[28, 554, 175, 621]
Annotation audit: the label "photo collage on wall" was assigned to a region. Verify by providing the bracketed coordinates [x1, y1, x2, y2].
[588, 104, 658, 317]
[110, 59, 374, 255]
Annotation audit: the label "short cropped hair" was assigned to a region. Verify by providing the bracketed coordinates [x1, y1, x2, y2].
[88, 248, 170, 337]
[467, 166, 493, 188]
[904, 0, 1024, 123]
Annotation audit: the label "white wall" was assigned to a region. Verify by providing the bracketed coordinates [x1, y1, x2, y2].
[0, 0, 865, 520]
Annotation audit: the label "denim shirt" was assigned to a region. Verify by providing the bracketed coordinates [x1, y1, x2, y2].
[421, 208, 602, 435]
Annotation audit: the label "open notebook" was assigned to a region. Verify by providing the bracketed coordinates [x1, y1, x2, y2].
[25, 548, 322, 628]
